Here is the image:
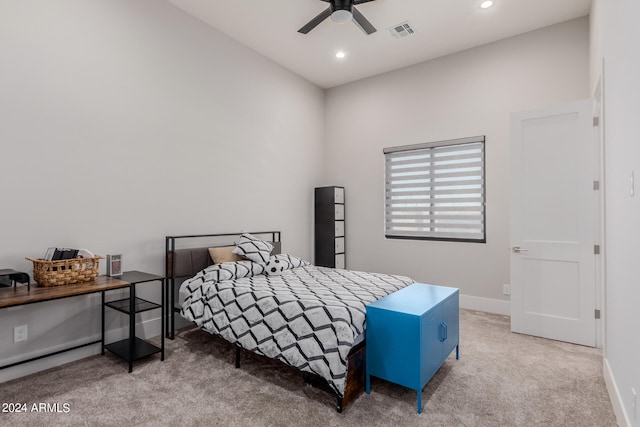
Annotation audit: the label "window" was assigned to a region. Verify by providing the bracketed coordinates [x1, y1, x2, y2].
[384, 136, 486, 243]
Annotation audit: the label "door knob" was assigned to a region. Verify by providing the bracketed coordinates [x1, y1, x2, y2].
[512, 246, 529, 253]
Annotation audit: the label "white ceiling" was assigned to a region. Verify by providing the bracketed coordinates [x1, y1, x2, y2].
[165, 0, 592, 89]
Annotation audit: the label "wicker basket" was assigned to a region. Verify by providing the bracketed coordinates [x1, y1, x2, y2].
[26, 256, 104, 287]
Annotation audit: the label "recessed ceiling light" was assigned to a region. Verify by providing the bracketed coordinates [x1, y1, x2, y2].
[336, 51, 346, 59]
[480, 0, 494, 8]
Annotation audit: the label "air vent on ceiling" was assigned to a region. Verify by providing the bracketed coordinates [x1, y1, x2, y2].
[388, 22, 415, 39]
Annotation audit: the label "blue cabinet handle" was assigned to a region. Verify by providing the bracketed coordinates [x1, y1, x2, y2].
[439, 322, 448, 342]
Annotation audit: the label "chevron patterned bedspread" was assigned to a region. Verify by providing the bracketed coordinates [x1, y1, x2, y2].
[180, 255, 413, 396]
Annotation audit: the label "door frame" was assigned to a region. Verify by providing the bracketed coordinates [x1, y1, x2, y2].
[593, 70, 605, 350]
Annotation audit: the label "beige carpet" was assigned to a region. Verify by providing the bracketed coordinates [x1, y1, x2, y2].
[0, 310, 616, 426]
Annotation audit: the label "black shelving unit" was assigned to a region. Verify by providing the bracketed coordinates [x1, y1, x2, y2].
[315, 186, 346, 269]
[103, 270, 164, 372]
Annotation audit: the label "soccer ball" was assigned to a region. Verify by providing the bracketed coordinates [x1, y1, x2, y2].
[265, 258, 285, 276]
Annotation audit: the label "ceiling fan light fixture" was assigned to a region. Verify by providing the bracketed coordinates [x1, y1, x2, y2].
[297, 0, 377, 35]
[331, 10, 353, 24]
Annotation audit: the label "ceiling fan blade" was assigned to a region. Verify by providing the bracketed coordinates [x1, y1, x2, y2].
[298, 7, 332, 34]
[352, 7, 377, 35]
[354, 0, 377, 4]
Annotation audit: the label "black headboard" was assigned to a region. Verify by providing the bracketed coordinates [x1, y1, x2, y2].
[164, 231, 281, 338]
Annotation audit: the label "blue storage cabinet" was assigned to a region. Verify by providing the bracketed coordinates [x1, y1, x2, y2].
[366, 283, 459, 413]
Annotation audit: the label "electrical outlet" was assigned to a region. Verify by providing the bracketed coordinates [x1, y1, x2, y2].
[502, 284, 511, 295]
[14, 324, 28, 343]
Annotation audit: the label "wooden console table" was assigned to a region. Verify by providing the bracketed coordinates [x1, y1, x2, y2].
[0, 275, 163, 371]
[0, 276, 129, 310]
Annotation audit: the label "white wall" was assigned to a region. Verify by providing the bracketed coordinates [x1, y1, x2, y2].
[0, 0, 325, 381]
[591, 1, 640, 426]
[324, 18, 590, 313]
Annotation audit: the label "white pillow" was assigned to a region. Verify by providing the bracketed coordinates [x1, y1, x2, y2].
[272, 254, 309, 268]
[232, 233, 274, 264]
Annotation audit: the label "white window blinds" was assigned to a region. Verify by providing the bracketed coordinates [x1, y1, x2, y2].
[384, 136, 486, 242]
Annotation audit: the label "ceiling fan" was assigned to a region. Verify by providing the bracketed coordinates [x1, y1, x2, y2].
[298, 0, 379, 35]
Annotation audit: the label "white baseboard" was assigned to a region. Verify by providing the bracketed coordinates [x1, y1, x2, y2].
[460, 294, 511, 316]
[604, 357, 631, 427]
[0, 315, 163, 384]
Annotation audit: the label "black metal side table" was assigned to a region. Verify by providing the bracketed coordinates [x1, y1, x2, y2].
[103, 271, 165, 372]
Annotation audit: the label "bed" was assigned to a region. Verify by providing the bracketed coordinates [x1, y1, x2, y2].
[165, 231, 413, 412]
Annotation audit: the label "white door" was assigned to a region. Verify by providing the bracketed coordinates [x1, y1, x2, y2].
[510, 99, 596, 347]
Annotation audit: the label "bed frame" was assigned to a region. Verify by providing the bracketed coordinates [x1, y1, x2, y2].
[164, 231, 365, 412]
[165, 231, 282, 340]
